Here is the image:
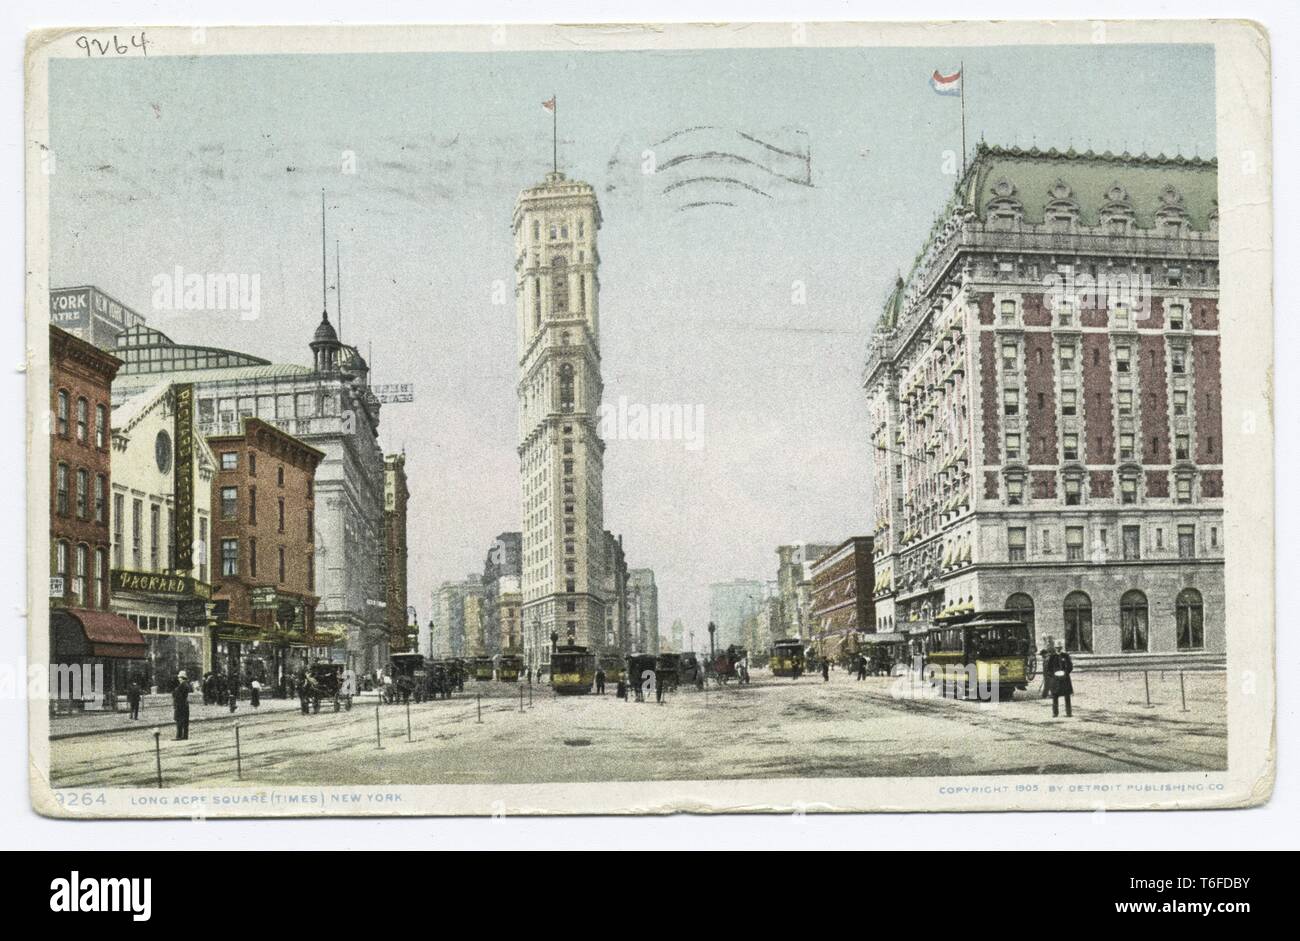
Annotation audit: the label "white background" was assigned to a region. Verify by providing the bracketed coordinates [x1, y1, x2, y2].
[2, 0, 1294, 850]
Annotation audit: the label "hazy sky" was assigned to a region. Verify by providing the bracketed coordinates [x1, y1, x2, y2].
[47, 42, 1215, 632]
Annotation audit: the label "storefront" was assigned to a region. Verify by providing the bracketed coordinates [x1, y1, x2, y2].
[110, 569, 213, 693]
[211, 590, 335, 697]
[49, 608, 147, 711]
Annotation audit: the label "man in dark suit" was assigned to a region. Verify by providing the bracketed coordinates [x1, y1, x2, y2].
[1045, 645, 1074, 717]
[172, 672, 191, 740]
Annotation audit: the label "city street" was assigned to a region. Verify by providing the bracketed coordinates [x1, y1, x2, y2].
[48, 668, 1227, 789]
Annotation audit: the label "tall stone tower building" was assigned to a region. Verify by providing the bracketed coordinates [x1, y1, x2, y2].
[514, 171, 607, 670]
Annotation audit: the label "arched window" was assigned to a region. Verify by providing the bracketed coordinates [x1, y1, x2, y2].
[1176, 588, 1204, 650]
[551, 256, 568, 313]
[1120, 590, 1148, 651]
[1063, 591, 1093, 653]
[1006, 593, 1035, 646]
[559, 363, 575, 413]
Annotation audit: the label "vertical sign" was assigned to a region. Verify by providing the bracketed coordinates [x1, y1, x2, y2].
[173, 383, 195, 574]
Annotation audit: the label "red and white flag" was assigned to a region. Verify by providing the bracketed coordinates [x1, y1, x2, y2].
[542, 96, 556, 112]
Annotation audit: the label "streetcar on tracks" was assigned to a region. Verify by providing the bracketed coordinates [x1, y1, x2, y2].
[497, 654, 523, 682]
[924, 610, 1037, 700]
[470, 657, 496, 682]
[550, 644, 596, 695]
[770, 638, 805, 678]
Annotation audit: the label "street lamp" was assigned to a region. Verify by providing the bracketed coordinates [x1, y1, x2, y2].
[550, 630, 559, 653]
[707, 621, 716, 659]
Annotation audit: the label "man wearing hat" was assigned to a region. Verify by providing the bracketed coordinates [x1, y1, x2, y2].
[172, 671, 192, 740]
[1044, 644, 1074, 718]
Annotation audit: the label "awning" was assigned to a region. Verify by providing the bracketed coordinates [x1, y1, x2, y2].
[51, 608, 147, 660]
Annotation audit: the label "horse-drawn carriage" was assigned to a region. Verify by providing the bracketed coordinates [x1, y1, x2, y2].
[307, 662, 354, 712]
[654, 653, 681, 692]
[706, 645, 749, 685]
[387, 652, 432, 703]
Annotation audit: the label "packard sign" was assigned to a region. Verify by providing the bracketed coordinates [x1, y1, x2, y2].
[111, 569, 212, 599]
[172, 384, 195, 573]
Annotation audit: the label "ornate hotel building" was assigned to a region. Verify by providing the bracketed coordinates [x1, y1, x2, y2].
[514, 171, 608, 668]
[864, 145, 1223, 668]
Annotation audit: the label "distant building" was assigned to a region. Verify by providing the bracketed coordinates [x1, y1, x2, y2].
[809, 537, 875, 662]
[628, 568, 659, 654]
[600, 532, 630, 656]
[708, 579, 764, 650]
[483, 532, 522, 657]
[381, 454, 411, 651]
[775, 543, 838, 644]
[670, 618, 685, 653]
[430, 576, 485, 659]
[49, 286, 149, 351]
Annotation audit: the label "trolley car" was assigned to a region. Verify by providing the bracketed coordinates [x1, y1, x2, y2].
[925, 610, 1036, 700]
[550, 644, 596, 695]
[497, 654, 523, 683]
[770, 638, 805, 678]
[599, 654, 626, 685]
[470, 657, 496, 682]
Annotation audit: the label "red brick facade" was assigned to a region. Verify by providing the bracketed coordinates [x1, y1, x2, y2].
[50, 326, 120, 611]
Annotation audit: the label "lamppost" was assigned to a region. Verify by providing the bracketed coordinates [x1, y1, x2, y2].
[550, 631, 559, 653]
[707, 621, 717, 659]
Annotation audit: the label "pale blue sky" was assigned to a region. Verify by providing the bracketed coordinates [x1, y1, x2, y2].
[47, 43, 1215, 632]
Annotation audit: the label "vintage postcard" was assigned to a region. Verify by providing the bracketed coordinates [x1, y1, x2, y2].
[24, 20, 1273, 817]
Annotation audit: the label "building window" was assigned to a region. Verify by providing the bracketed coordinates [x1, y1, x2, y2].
[1119, 432, 1135, 461]
[1120, 590, 1149, 652]
[1178, 524, 1196, 559]
[198, 517, 207, 583]
[1174, 434, 1190, 461]
[1006, 477, 1024, 506]
[73, 544, 87, 605]
[278, 546, 285, 583]
[1175, 476, 1193, 504]
[1116, 345, 1131, 373]
[559, 364, 575, 412]
[94, 474, 106, 524]
[249, 453, 257, 476]
[113, 494, 124, 568]
[307, 509, 313, 543]
[150, 504, 160, 571]
[999, 299, 1016, 324]
[1116, 389, 1132, 416]
[1122, 525, 1141, 560]
[55, 463, 68, 516]
[1066, 526, 1084, 560]
[221, 452, 238, 470]
[1059, 345, 1076, 372]
[1001, 341, 1017, 370]
[221, 539, 239, 576]
[277, 497, 285, 533]
[95, 405, 107, 449]
[249, 537, 258, 577]
[56, 390, 69, 436]
[76, 469, 88, 519]
[1171, 349, 1186, 374]
[1063, 433, 1079, 461]
[1169, 304, 1185, 330]
[53, 540, 68, 593]
[1173, 390, 1188, 416]
[1064, 476, 1082, 506]
[93, 548, 106, 610]
[221, 487, 238, 519]
[1007, 527, 1027, 562]
[249, 486, 257, 524]
[1006, 593, 1035, 644]
[1063, 591, 1093, 653]
[307, 553, 314, 591]
[1113, 304, 1131, 329]
[76, 398, 88, 443]
[1004, 432, 1020, 461]
[132, 499, 143, 568]
[1176, 588, 1204, 650]
[1061, 389, 1077, 416]
[1003, 388, 1019, 416]
[277, 466, 285, 487]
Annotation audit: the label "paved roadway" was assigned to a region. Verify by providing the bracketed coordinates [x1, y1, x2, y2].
[47, 669, 1227, 789]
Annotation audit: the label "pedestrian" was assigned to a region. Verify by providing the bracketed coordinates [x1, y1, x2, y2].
[299, 674, 311, 716]
[1046, 644, 1074, 718]
[228, 671, 239, 713]
[857, 656, 867, 681]
[616, 678, 627, 700]
[126, 676, 142, 720]
[1039, 648, 1053, 698]
[250, 678, 261, 709]
[595, 668, 606, 695]
[654, 671, 664, 703]
[822, 659, 830, 683]
[172, 671, 191, 740]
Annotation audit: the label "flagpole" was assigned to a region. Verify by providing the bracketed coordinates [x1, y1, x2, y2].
[552, 93, 557, 174]
[960, 60, 967, 177]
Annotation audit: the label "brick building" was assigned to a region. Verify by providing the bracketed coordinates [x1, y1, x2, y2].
[864, 145, 1222, 668]
[207, 418, 325, 690]
[809, 537, 875, 662]
[49, 326, 143, 704]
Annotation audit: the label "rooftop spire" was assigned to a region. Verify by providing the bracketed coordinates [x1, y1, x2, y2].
[320, 189, 329, 319]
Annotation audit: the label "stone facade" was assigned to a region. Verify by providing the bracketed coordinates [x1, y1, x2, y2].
[383, 454, 410, 651]
[515, 171, 608, 656]
[863, 145, 1223, 668]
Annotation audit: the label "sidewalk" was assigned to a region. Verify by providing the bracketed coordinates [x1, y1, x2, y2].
[49, 693, 311, 740]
